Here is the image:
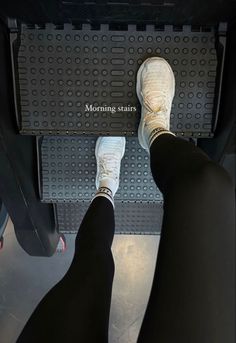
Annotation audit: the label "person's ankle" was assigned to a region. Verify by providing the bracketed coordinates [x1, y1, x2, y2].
[148, 127, 176, 150]
[92, 186, 115, 208]
[98, 177, 118, 196]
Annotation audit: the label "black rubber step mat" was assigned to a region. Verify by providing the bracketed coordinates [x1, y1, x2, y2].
[56, 201, 163, 235]
[38, 136, 163, 203]
[11, 23, 225, 137]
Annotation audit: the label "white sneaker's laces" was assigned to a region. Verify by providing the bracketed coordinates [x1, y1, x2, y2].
[141, 90, 169, 127]
[98, 153, 120, 180]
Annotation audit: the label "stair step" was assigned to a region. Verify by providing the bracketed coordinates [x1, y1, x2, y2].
[12, 23, 220, 137]
[56, 202, 163, 235]
[38, 136, 163, 203]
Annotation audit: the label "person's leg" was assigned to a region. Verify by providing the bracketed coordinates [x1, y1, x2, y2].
[17, 196, 115, 343]
[136, 57, 235, 342]
[138, 134, 235, 343]
[17, 137, 126, 343]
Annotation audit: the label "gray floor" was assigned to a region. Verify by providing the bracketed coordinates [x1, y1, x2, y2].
[0, 220, 160, 343]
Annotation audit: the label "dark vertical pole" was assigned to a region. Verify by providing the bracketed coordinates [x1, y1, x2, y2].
[0, 22, 59, 256]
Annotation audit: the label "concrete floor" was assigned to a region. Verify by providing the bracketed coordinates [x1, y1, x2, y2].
[0, 220, 160, 343]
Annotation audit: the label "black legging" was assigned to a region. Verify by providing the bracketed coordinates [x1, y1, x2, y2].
[17, 134, 235, 343]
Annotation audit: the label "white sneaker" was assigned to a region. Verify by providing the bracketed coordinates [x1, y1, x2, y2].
[136, 57, 175, 152]
[95, 137, 126, 197]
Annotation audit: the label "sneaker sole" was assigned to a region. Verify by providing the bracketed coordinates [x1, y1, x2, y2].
[95, 137, 126, 189]
[136, 57, 175, 150]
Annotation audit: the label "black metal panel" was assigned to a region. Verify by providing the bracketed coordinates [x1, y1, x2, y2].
[12, 24, 220, 137]
[56, 202, 164, 235]
[198, 26, 236, 164]
[0, 23, 59, 256]
[1, 0, 236, 25]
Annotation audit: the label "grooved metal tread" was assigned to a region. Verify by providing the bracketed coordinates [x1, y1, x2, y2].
[39, 136, 163, 203]
[13, 23, 220, 137]
[56, 202, 163, 235]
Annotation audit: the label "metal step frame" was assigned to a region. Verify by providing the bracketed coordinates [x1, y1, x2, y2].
[10, 23, 227, 137]
[38, 136, 163, 203]
[56, 202, 163, 235]
[4, 19, 231, 244]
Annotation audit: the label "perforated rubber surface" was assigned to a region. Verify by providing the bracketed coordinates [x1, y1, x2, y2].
[16, 24, 218, 137]
[40, 136, 162, 202]
[56, 202, 163, 234]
